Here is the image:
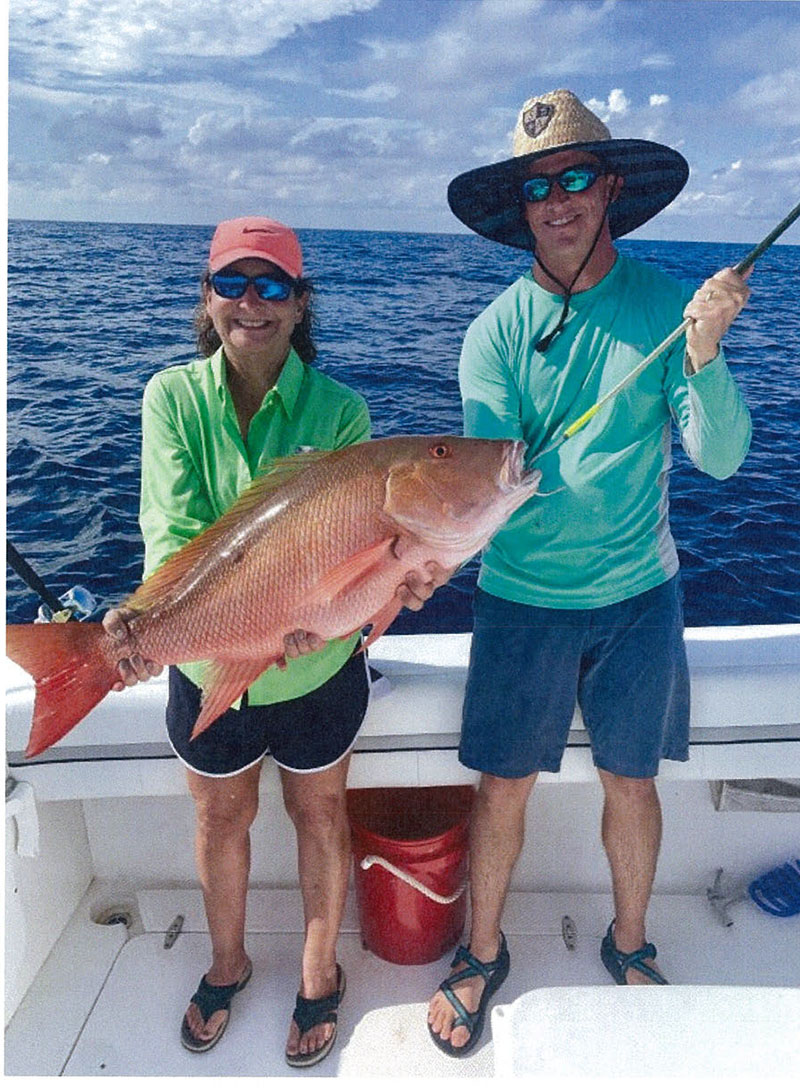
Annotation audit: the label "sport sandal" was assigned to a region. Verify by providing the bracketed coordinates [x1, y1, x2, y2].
[180, 960, 253, 1052]
[600, 920, 668, 985]
[428, 931, 510, 1058]
[285, 964, 346, 1068]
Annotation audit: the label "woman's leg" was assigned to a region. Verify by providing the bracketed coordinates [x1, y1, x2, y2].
[280, 754, 352, 1060]
[182, 761, 262, 1043]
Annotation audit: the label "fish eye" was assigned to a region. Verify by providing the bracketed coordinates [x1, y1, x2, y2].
[429, 443, 452, 459]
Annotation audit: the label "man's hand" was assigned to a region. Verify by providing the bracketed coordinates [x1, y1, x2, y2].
[395, 561, 456, 612]
[261, 558, 457, 673]
[103, 608, 163, 691]
[683, 266, 750, 372]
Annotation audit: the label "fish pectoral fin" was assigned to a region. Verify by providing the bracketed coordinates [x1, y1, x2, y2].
[305, 537, 397, 606]
[359, 597, 404, 651]
[190, 658, 276, 741]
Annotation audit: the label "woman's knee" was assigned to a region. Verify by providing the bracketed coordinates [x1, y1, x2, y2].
[282, 776, 348, 838]
[189, 770, 261, 836]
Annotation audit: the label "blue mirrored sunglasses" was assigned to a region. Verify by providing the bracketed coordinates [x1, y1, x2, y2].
[210, 272, 295, 301]
[522, 164, 605, 203]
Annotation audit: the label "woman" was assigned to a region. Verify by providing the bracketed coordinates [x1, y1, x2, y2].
[105, 216, 438, 1067]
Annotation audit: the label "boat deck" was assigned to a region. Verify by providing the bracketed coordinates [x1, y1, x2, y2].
[6, 886, 800, 1077]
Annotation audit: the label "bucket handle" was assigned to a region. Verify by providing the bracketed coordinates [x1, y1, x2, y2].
[360, 854, 466, 905]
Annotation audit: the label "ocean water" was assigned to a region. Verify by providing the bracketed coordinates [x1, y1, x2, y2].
[6, 219, 800, 630]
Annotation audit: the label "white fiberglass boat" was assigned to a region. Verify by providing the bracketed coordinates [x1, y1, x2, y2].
[5, 626, 800, 1077]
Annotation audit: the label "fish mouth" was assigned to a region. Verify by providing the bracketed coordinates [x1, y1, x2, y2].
[502, 441, 542, 492]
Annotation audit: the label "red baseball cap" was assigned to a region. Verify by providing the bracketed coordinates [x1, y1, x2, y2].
[208, 216, 303, 278]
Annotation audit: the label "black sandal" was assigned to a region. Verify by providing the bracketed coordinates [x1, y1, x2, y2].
[285, 964, 346, 1068]
[180, 961, 253, 1052]
[428, 932, 510, 1058]
[600, 921, 668, 985]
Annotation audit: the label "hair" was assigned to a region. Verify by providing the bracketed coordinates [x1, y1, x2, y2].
[193, 270, 318, 364]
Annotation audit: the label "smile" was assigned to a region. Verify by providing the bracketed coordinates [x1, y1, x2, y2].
[546, 212, 580, 227]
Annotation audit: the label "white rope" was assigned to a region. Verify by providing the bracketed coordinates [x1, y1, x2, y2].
[359, 854, 466, 904]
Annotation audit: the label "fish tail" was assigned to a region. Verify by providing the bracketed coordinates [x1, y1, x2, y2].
[6, 622, 118, 758]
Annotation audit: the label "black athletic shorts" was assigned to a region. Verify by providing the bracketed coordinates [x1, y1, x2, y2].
[166, 651, 370, 777]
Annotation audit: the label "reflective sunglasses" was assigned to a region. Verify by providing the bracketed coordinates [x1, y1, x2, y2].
[210, 272, 295, 301]
[522, 164, 605, 203]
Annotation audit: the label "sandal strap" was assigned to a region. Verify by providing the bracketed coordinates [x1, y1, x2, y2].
[448, 932, 508, 983]
[438, 932, 510, 1030]
[605, 925, 668, 985]
[191, 975, 242, 1022]
[614, 944, 667, 985]
[438, 980, 476, 1033]
[292, 966, 344, 1035]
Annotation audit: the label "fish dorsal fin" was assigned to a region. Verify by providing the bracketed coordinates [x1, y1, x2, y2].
[123, 450, 335, 612]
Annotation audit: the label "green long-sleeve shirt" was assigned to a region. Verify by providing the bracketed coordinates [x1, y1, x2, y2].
[139, 346, 371, 703]
[460, 254, 752, 609]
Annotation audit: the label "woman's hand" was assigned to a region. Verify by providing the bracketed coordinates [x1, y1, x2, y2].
[103, 608, 163, 691]
[683, 267, 750, 372]
[282, 629, 327, 663]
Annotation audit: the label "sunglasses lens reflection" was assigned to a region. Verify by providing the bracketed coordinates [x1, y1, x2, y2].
[211, 275, 293, 300]
[523, 167, 601, 203]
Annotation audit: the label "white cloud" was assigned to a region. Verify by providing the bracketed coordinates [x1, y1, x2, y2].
[641, 53, 674, 70]
[587, 89, 630, 122]
[649, 94, 669, 107]
[731, 69, 800, 128]
[331, 82, 399, 103]
[11, 0, 381, 76]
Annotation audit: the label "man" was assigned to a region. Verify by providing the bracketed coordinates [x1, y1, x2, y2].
[427, 88, 751, 1057]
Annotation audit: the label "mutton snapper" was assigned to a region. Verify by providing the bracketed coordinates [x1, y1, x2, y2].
[7, 435, 541, 758]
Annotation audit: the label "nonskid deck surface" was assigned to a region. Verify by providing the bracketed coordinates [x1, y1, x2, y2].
[6, 888, 800, 1077]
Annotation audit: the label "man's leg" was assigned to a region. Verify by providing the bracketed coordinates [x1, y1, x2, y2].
[428, 770, 537, 1049]
[598, 768, 663, 983]
[183, 761, 262, 1043]
[280, 755, 352, 1060]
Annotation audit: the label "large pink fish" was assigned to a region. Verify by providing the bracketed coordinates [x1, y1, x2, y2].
[7, 435, 540, 757]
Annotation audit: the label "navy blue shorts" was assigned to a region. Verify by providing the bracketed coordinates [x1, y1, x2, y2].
[166, 651, 370, 777]
[459, 578, 690, 779]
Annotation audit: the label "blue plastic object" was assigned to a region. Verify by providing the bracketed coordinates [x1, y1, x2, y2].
[35, 584, 97, 623]
[748, 859, 800, 917]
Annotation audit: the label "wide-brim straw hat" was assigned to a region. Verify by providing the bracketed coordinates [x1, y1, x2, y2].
[448, 89, 689, 250]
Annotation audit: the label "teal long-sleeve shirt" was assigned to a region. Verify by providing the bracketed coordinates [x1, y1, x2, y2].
[139, 346, 371, 704]
[460, 254, 752, 609]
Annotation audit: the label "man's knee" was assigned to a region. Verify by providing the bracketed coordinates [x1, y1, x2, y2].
[598, 768, 658, 800]
[477, 771, 538, 814]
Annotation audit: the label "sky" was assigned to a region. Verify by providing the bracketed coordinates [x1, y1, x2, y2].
[6, 0, 800, 243]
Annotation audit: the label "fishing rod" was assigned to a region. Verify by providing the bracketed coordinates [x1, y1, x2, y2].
[538, 198, 800, 456]
[6, 540, 64, 614]
[6, 540, 96, 622]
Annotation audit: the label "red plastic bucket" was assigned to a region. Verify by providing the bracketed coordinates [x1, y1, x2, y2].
[346, 786, 474, 965]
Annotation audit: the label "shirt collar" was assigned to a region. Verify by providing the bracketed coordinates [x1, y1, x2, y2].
[212, 346, 305, 419]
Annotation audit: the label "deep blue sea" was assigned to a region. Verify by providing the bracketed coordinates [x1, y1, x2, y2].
[6, 220, 800, 630]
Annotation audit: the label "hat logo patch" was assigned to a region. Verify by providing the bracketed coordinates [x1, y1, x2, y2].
[523, 103, 555, 139]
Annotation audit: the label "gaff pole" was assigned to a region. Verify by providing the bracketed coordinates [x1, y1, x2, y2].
[556, 198, 800, 444]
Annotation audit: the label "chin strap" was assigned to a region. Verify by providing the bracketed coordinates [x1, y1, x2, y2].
[533, 187, 616, 353]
